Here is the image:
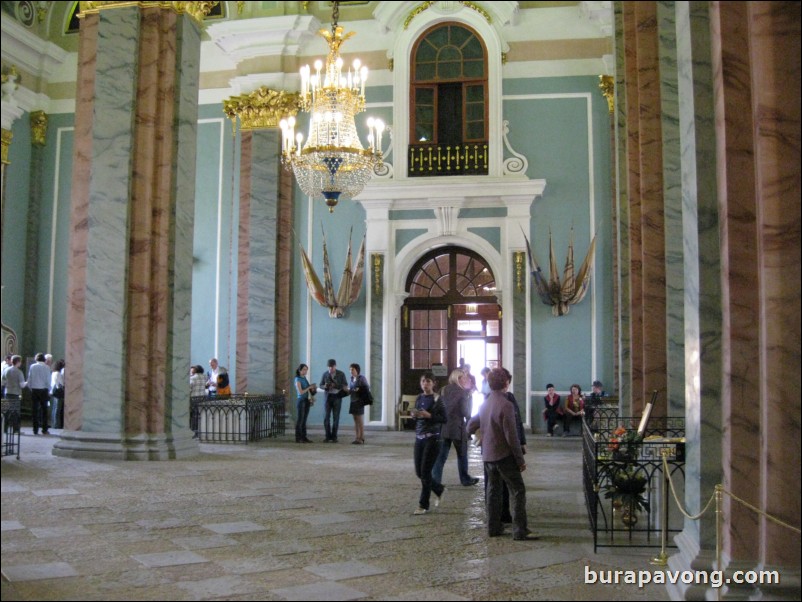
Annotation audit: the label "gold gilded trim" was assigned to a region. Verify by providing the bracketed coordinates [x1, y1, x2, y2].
[461, 1, 492, 24]
[404, 1, 492, 30]
[30, 111, 48, 147]
[404, 2, 434, 30]
[513, 251, 525, 293]
[372, 253, 384, 296]
[599, 74, 614, 114]
[1, 129, 13, 165]
[223, 87, 300, 131]
[78, 2, 219, 24]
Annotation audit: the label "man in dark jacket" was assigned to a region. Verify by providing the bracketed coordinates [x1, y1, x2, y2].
[320, 359, 348, 442]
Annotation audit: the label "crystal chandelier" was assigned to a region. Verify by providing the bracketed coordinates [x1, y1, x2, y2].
[279, 1, 384, 213]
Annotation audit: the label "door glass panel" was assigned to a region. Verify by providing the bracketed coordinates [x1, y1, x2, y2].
[486, 320, 499, 337]
[409, 309, 447, 370]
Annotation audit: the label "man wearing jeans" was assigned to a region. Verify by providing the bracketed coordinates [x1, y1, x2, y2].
[467, 367, 538, 541]
[26, 353, 51, 435]
[320, 359, 348, 442]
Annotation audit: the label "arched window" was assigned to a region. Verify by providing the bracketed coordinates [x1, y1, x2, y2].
[409, 23, 488, 177]
[406, 248, 496, 299]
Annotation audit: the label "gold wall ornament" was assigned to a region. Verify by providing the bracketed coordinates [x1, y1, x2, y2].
[513, 251, 525, 293]
[30, 111, 48, 147]
[404, 1, 492, 30]
[404, 1, 434, 30]
[372, 253, 384, 296]
[501, 52, 508, 65]
[224, 88, 300, 131]
[599, 75, 614, 114]
[79, 1, 219, 24]
[1, 129, 13, 165]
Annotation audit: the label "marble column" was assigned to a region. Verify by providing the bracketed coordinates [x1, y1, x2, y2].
[368, 253, 384, 422]
[235, 130, 280, 394]
[622, 2, 643, 414]
[614, 3, 631, 406]
[512, 252, 526, 416]
[55, 5, 201, 460]
[275, 167, 294, 399]
[657, 2, 686, 419]
[22, 111, 47, 358]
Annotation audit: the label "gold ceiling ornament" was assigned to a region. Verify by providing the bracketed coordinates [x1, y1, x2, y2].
[279, 1, 383, 212]
[224, 88, 300, 131]
[78, 1, 219, 24]
[599, 75, 614, 114]
[30, 111, 48, 147]
[404, 1, 492, 30]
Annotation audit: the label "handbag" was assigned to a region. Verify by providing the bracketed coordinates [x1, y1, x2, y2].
[363, 388, 374, 405]
[53, 385, 65, 400]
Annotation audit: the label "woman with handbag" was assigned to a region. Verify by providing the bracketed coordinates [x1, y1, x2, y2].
[348, 363, 370, 445]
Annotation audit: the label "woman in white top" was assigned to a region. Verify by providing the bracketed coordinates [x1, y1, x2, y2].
[50, 359, 65, 428]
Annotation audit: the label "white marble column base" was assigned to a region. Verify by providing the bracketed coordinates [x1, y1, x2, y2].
[52, 430, 199, 460]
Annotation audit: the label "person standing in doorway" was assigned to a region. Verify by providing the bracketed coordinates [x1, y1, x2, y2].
[320, 359, 348, 443]
[27, 353, 51, 435]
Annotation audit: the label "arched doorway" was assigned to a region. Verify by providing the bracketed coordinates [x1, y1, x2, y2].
[400, 246, 500, 395]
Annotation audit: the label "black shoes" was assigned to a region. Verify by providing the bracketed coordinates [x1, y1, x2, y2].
[513, 533, 540, 541]
[461, 477, 480, 486]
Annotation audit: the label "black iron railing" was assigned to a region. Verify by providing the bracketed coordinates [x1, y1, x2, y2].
[408, 142, 488, 176]
[1, 398, 22, 459]
[190, 394, 286, 443]
[583, 413, 685, 552]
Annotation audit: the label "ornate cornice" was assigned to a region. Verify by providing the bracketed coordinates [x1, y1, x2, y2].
[599, 74, 614, 114]
[30, 110, 47, 147]
[223, 87, 300, 131]
[78, 2, 219, 24]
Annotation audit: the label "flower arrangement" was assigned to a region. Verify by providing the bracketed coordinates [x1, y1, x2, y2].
[604, 467, 650, 514]
[608, 425, 643, 462]
[604, 425, 649, 520]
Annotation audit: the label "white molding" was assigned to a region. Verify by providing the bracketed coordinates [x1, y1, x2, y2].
[0, 99, 24, 130]
[359, 177, 545, 206]
[205, 15, 321, 64]
[0, 16, 69, 80]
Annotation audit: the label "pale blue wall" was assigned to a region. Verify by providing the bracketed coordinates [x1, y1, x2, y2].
[2, 73, 613, 428]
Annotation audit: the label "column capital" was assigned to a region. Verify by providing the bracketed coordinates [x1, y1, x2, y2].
[223, 87, 300, 130]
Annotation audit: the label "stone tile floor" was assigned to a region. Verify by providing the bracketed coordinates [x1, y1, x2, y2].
[1, 427, 669, 600]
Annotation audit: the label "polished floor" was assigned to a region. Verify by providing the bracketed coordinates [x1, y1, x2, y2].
[1, 427, 667, 601]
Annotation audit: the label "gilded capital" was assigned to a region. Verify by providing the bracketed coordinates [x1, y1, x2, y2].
[79, 2, 219, 24]
[224, 87, 300, 131]
[599, 75, 614, 114]
[30, 111, 48, 147]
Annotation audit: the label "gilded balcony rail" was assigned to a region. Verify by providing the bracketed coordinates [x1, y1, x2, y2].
[408, 142, 489, 177]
